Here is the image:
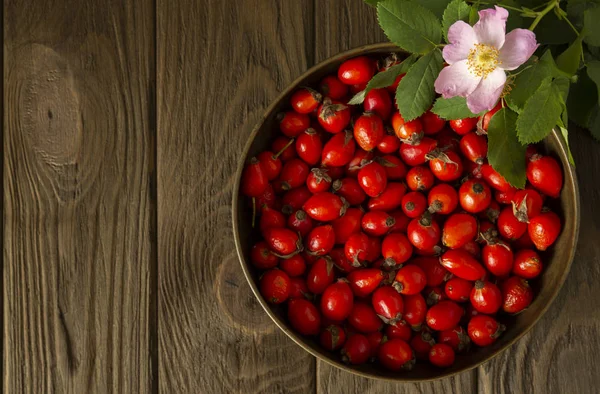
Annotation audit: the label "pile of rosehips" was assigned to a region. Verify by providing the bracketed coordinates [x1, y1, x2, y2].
[240, 54, 563, 371]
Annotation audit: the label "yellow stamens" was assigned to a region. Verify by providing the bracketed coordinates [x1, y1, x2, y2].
[467, 43, 501, 78]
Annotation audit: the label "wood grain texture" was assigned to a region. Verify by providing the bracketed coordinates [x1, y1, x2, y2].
[313, 2, 478, 392]
[156, 1, 316, 393]
[3, 0, 156, 392]
[477, 128, 600, 394]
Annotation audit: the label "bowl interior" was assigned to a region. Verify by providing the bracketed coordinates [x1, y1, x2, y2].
[232, 44, 579, 381]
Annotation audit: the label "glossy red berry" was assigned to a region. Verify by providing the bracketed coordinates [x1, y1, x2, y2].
[289, 277, 310, 299]
[428, 150, 464, 182]
[528, 211, 561, 251]
[241, 157, 268, 197]
[288, 298, 321, 335]
[322, 131, 356, 167]
[306, 225, 335, 256]
[271, 136, 297, 162]
[403, 293, 427, 330]
[438, 326, 470, 352]
[260, 269, 291, 304]
[345, 232, 371, 266]
[331, 177, 366, 206]
[444, 278, 473, 303]
[421, 109, 446, 135]
[527, 154, 563, 198]
[361, 211, 396, 237]
[399, 137, 437, 166]
[481, 164, 512, 192]
[346, 268, 385, 297]
[348, 302, 384, 333]
[338, 56, 376, 85]
[264, 227, 302, 257]
[282, 186, 312, 212]
[459, 179, 492, 213]
[407, 214, 441, 251]
[426, 300, 463, 331]
[364, 88, 393, 120]
[512, 249, 543, 279]
[460, 132, 488, 164]
[382, 233, 413, 267]
[340, 334, 371, 365]
[278, 158, 309, 190]
[481, 101, 502, 131]
[279, 111, 310, 137]
[393, 265, 427, 295]
[372, 285, 404, 324]
[280, 254, 307, 277]
[413, 331, 436, 361]
[378, 339, 415, 371]
[414, 256, 449, 287]
[482, 240, 514, 277]
[368, 182, 407, 212]
[295, 128, 323, 165]
[287, 210, 314, 237]
[392, 112, 423, 143]
[303, 192, 347, 222]
[385, 321, 412, 341]
[251, 241, 279, 270]
[406, 166, 435, 191]
[321, 280, 354, 321]
[320, 324, 347, 351]
[257, 151, 282, 181]
[291, 87, 322, 114]
[468, 315, 505, 346]
[332, 207, 363, 244]
[377, 133, 401, 154]
[358, 162, 388, 197]
[318, 99, 352, 134]
[429, 343, 455, 367]
[449, 117, 478, 135]
[259, 206, 286, 236]
[306, 257, 335, 294]
[511, 189, 543, 223]
[497, 206, 528, 241]
[470, 280, 502, 314]
[501, 276, 534, 314]
[379, 154, 407, 180]
[319, 75, 348, 100]
[440, 250, 487, 281]
[442, 213, 478, 249]
[428, 183, 459, 215]
[402, 191, 427, 219]
[354, 112, 385, 151]
[495, 187, 517, 205]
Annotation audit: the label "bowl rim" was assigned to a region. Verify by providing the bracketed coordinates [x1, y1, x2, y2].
[231, 42, 581, 382]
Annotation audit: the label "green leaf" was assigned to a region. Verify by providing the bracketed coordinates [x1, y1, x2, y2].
[442, 0, 471, 40]
[584, 6, 600, 46]
[348, 55, 417, 105]
[516, 79, 563, 144]
[558, 125, 576, 166]
[566, 0, 599, 30]
[431, 96, 483, 119]
[487, 108, 527, 188]
[469, 4, 479, 24]
[396, 50, 444, 121]
[553, 77, 571, 103]
[534, 12, 577, 45]
[377, 0, 442, 54]
[364, 0, 383, 6]
[586, 60, 600, 100]
[567, 69, 598, 127]
[418, 0, 453, 18]
[556, 34, 584, 76]
[506, 51, 563, 112]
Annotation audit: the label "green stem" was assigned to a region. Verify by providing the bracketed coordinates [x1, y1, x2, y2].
[529, 0, 559, 31]
[562, 14, 580, 36]
[466, 0, 524, 12]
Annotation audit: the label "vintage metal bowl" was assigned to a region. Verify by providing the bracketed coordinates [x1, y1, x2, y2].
[232, 43, 580, 381]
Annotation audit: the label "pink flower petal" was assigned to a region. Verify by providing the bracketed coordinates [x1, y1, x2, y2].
[499, 29, 539, 70]
[443, 21, 478, 64]
[435, 60, 482, 99]
[466, 68, 506, 113]
[474, 6, 508, 48]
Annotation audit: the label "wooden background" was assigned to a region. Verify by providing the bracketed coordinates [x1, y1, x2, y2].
[4, 0, 600, 393]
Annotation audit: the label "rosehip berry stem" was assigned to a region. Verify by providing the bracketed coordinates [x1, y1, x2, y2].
[273, 137, 296, 159]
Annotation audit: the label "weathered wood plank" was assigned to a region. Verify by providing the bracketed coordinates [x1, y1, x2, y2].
[314, 2, 477, 392]
[3, 0, 156, 392]
[477, 128, 600, 394]
[156, 1, 316, 393]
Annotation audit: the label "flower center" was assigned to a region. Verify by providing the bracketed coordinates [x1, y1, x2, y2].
[467, 43, 501, 78]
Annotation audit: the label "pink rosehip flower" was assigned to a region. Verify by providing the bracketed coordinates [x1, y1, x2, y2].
[434, 6, 539, 113]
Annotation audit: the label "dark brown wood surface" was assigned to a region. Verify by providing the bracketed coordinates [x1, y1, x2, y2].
[4, 0, 600, 393]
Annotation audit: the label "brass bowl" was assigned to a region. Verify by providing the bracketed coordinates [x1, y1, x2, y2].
[231, 43, 580, 381]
